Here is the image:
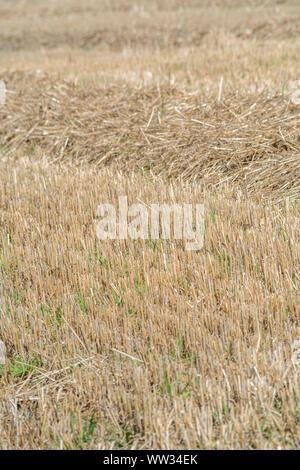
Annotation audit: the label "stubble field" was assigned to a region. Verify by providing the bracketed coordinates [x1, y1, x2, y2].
[0, 0, 299, 449]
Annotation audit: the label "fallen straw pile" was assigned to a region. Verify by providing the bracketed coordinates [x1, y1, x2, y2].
[1, 71, 299, 200]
